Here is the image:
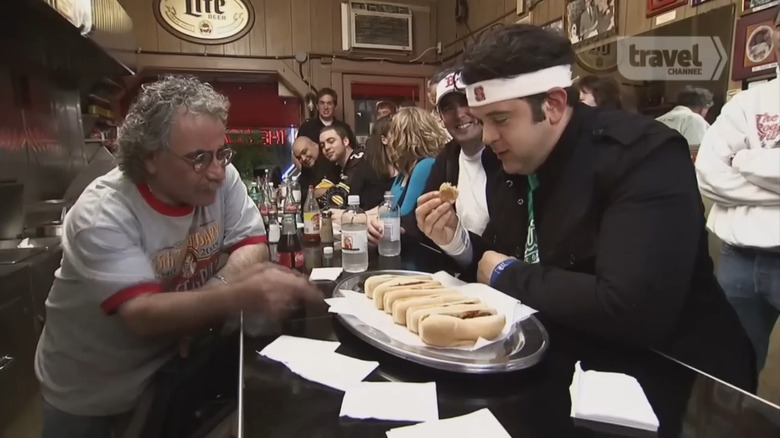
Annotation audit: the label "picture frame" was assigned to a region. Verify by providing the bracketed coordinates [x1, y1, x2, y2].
[741, 0, 779, 14]
[732, 7, 778, 80]
[566, 0, 617, 47]
[646, 0, 688, 17]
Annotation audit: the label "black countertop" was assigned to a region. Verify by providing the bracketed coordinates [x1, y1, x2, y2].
[240, 245, 780, 438]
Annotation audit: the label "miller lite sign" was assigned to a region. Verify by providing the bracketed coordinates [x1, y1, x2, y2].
[155, 0, 255, 45]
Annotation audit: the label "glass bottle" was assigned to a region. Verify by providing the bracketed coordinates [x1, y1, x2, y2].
[277, 213, 303, 272]
[303, 185, 321, 244]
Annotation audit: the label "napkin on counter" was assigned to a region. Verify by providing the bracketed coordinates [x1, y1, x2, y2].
[309, 267, 344, 281]
[258, 335, 378, 392]
[289, 351, 379, 392]
[258, 335, 340, 365]
[385, 408, 510, 438]
[569, 361, 659, 432]
[340, 382, 438, 422]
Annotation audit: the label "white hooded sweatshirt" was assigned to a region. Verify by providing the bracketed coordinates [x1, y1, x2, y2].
[695, 72, 780, 250]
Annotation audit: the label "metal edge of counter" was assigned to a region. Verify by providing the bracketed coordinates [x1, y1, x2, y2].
[237, 312, 245, 438]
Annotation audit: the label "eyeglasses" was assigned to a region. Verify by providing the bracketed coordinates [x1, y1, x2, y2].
[169, 147, 235, 172]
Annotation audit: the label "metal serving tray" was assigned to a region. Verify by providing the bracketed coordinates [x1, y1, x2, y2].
[332, 270, 549, 374]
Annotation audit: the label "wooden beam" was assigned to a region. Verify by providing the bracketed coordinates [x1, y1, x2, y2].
[135, 53, 310, 98]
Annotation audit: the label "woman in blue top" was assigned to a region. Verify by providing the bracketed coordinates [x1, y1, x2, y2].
[367, 106, 449, 244]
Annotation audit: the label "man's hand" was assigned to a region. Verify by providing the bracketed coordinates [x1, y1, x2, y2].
[235, 265, 322, 318]
[415, 192, 458, 246]
[477, 251, 514, 285]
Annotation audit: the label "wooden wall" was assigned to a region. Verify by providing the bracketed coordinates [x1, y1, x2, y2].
[437, 0, 744, 96]
[438, 0, 742, 55]
[118, 0, 440, 119]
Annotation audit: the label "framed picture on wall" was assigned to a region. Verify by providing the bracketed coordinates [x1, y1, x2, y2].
[741, 0, 779, 14]
[732, 7, 778, 80]
[646, 0, 687, 17]
[566, 0, 617, 46]
[690, 0, 715, 6]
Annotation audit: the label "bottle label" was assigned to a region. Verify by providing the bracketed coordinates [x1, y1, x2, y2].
[382, 217, 400, 241]
[342, 230, 367, 253]
[303, 212, 320, 234]
[293, 190, 302, 203]
[278, 251, 304, 269]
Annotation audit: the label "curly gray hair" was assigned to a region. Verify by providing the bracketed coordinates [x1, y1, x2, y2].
[117, 75, 230, 183]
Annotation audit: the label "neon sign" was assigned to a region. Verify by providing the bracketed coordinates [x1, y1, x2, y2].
[225, 128, 296, 147]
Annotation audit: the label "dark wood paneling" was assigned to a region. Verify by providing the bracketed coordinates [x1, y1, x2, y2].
[248, 0, 267, 56]
[265, 0, 293, 57]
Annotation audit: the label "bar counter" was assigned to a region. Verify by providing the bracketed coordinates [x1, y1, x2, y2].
[238, 244, 780, 438]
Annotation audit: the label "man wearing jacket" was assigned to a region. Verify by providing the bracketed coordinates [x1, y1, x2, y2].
[695, 5, 780, 375]
[415, 24, 754, 432]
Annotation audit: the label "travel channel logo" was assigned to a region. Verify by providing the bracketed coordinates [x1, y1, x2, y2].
[617, 37, 727, 81]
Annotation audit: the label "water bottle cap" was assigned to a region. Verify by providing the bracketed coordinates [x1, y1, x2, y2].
[323, 246, 333, 255]
[348, 195, 360, 205]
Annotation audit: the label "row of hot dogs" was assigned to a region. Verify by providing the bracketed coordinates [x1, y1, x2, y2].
[363, 274, 506, 347]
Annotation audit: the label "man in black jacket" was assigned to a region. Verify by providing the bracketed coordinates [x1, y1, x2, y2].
[395, 69, 505, 247]
[297, 88, 358, 150]
[415, 23, 754, 431]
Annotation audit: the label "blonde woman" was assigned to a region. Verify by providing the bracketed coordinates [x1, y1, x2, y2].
[368, 106, 448, 245]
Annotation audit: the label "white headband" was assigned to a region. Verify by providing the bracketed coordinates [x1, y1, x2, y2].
[465, 65, 573, 107]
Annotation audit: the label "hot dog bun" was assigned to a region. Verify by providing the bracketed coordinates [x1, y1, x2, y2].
[373, 279, 443, 310]
[439, 183, 458, 203]
[383, 288, 459, 313]
[418, 313, 506, 347]
[407, 302, 490, 334]
[364, 274, 430, 298]
[391, 293, 471, 325]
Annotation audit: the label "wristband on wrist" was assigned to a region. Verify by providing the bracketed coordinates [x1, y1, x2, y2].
[490, 259, 518, 287]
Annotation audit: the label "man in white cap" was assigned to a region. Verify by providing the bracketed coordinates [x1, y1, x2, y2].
[415, 23, 754, 416]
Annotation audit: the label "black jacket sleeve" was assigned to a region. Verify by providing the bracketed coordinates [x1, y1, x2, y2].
[493, 139, 700, 348]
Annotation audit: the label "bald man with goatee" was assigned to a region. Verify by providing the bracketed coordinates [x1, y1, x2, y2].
[293, 136, 339, 196]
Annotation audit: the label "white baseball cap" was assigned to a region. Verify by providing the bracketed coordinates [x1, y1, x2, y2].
[435, 71, 466, 107]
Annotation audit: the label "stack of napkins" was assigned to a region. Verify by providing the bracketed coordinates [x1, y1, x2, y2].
[340, 382, 439, 422]
[569, 361, 659, 432]
[385, 408, 511, 438]
[258, 335, 378, 391]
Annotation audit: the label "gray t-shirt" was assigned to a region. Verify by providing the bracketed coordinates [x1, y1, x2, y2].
[35, 164, 266, 416]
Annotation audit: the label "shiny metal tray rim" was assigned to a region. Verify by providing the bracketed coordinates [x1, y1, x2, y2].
[333, 270, 549, 374]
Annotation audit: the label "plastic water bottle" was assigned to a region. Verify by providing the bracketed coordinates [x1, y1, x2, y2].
[378, 191, 401, 257]
[341, 195, 368, 273]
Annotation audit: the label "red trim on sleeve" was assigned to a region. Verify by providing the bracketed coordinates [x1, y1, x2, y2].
[227, 235, 268, 253]
[137, 184, 194, 217]
[100, 282, 163, 315]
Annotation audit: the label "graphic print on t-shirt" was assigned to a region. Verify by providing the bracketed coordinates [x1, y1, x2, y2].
[151, 221, 222, 291]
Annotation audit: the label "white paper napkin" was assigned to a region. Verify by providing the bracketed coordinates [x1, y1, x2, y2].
[309, 267, 343, 281]
[385, 408, 510, 438]
[340, 382, 438, 422]
[290, 352, 379, 391]
[258, 335, 379, 392]
[569, 361, 659, 432]
[257, 335, 340, 365]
